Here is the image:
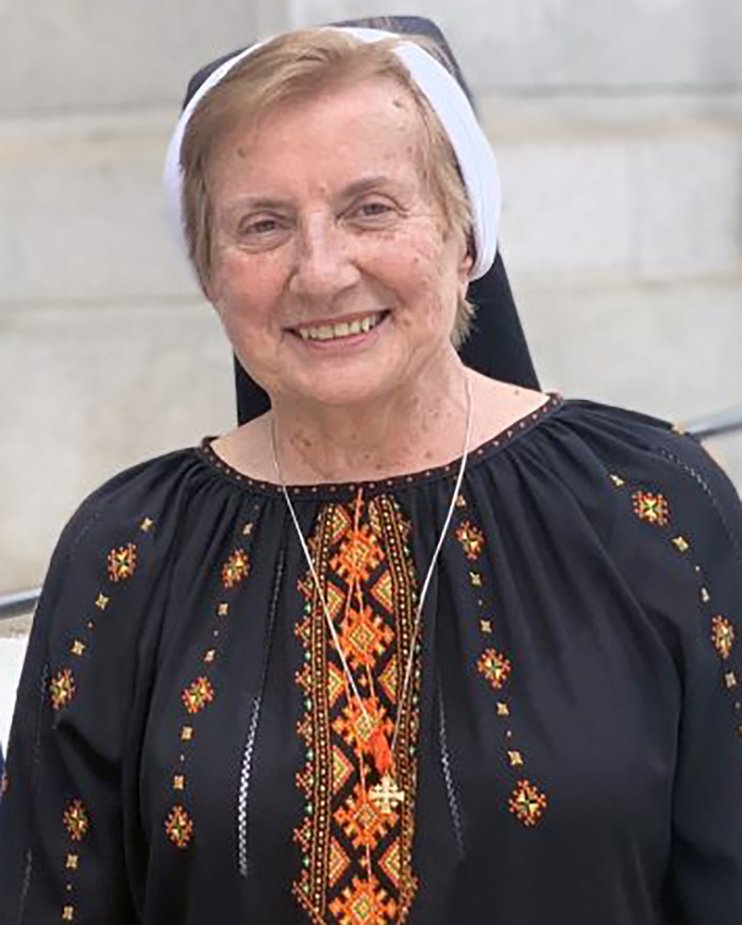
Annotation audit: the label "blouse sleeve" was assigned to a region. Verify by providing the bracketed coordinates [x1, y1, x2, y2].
[0, 465, 174, 925]
[610, 429, 742, 923]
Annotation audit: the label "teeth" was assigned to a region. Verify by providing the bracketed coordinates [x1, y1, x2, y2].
[297, 313, 381, 342]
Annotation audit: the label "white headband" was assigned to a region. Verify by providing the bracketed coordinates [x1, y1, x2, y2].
[163, 26, 500, 280]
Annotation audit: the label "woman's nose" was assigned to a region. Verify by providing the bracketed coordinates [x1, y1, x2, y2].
[288, 214, 361, 302]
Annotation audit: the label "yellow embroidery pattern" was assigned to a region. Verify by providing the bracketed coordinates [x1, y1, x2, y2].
[165, 805, 194, 849]
[614, 471, 742, 756]
[49, 669, 76, 711]
[63, 800, 90, 842]
[107, 543, 138, 582]
[711, 616, 736, 661]
[455, 521, 485, 560]
[164, 505, 258, 854]
[508, 780, 549, 827]
[221, 548, 250, 589]
[181, 676, 215, 715]
[477, 649, 512, 691]
[454, 495, 549, 829]
[631, 491, 670, 527]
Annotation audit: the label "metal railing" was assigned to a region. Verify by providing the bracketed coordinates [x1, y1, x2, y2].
[2, 404, 741, 622]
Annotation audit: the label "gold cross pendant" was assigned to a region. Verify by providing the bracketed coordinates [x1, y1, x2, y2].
[369, 773, 405, 815]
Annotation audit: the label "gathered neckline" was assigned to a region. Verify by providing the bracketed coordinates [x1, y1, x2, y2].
[195, 393, 564, 499]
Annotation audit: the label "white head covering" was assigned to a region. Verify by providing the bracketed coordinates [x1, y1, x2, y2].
[163, 26, 501, 280]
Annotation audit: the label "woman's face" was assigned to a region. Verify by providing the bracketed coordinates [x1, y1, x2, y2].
[206, 75, 472, 411]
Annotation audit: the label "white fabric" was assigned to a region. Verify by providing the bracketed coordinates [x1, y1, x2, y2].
[163, 26, 500, 280]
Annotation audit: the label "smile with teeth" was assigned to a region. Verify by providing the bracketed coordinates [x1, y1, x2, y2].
[295, 312, 385, 342]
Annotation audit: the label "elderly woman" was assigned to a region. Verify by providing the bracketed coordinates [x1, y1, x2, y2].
[1, 20, 741, 925]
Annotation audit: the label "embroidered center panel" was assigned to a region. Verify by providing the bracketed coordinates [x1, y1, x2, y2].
[293, 492, 421, 924]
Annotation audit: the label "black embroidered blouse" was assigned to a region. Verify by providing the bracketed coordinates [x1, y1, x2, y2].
[1, 397, 741, 924]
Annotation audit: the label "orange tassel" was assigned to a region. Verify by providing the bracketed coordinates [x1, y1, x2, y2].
[369, 727, 393, 776]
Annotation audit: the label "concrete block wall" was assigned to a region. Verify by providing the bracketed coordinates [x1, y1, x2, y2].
[1, 0, 741, 595]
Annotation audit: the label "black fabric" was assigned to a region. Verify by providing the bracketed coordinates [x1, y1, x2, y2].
[178, 15, 540, 425]
[2, 400, 741, 923]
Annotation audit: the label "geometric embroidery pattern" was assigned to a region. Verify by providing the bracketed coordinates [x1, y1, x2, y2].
[181, 676, 215, 715]
[293, 493, 420, 924]
[107, 543, 138, 582]
[455, 521, 486, 560]
[453, 495, 549, 830]
[63, 799, 90, 841]
[711, 615, 736, 660]
[615, 470, 742, 767]
[221, 548, 250, 589]
[165, 804, 194, 849]
[49, 668, 77, 711]
[477, 649, 512, 691]
[508, 780, 548, 828]
[631, 490, 670, 527]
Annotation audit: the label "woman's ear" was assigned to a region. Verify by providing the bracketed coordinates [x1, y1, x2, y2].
[458, 236, 475, 292]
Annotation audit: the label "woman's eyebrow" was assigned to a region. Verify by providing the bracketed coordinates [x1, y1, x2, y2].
[340, 176, 399, 198]
[230, 196, 291, 211]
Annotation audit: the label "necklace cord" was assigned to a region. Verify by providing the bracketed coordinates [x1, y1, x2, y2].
[272, 373, 473, 766]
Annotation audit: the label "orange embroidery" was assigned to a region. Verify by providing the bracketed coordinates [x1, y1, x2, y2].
[338, 605, 394, 670]
[328, 873, 399, 924]
[335, 782, 395, 849]
[331, 524, 383, 583]
[107, 543, 137, 582]
[711, 616, 736, 660]
[49, 669, 76, 711]
[181, 677, 215, 714]
[165, 805, 194, 848]
[455, 521, 485, 560]
[293, 496, 420, 924]
[477, 648, 512, 690]
[221, 549, 250, 589]
[632, 491, 670, 527]
[508, 780, 548, 827]
[63, 800, 90, 842]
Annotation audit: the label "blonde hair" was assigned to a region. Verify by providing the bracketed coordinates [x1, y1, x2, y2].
[180, 28, 476, 345]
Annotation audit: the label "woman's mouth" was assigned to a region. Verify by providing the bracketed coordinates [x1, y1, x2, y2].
[293, 311, 388, 342]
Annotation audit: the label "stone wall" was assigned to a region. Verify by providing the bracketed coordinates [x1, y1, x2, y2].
[0, 0, 740, 592]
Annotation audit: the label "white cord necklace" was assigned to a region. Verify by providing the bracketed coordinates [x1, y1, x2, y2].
[272, 373, 473, 813]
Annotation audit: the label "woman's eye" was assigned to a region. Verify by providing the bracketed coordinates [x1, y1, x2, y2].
[359, 202, 391, 216]
[241, 217, 280, 236]
[348, 199, 397, 224]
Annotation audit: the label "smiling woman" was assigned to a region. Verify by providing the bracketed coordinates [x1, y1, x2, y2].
[1, 18, 741, 925]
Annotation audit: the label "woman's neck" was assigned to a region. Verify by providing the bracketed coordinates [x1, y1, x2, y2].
[270, 353, 470, 485]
